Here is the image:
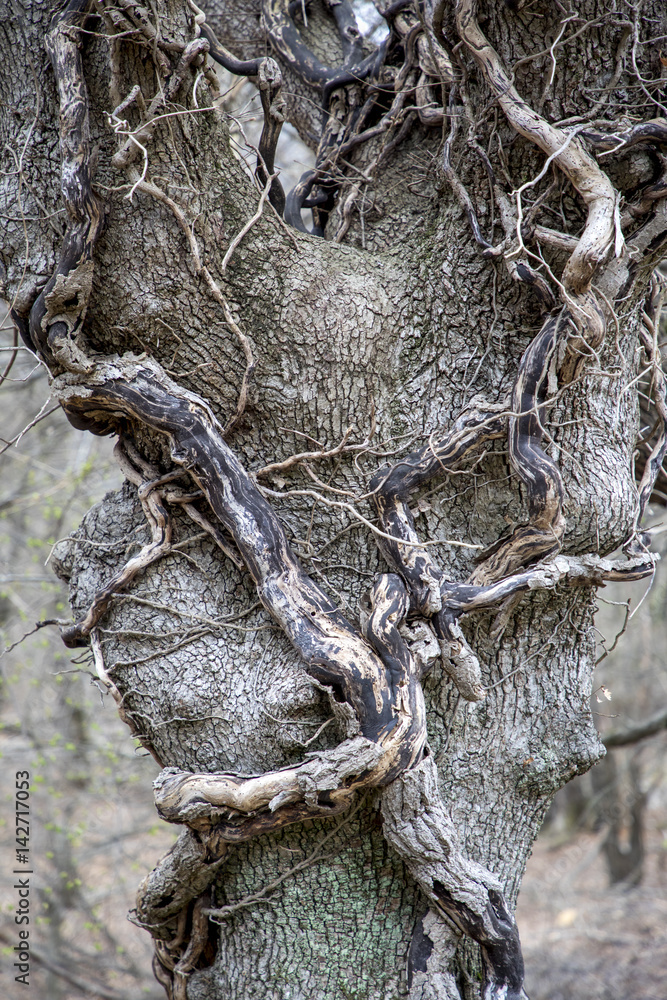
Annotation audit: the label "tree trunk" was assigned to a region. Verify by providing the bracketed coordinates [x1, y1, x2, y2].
[2, 2, 667, 998]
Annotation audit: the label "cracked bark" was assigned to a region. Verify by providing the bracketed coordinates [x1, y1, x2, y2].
[2, 1, 667, 998]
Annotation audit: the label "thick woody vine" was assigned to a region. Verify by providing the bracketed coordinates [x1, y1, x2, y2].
[16, 2, 667, 999]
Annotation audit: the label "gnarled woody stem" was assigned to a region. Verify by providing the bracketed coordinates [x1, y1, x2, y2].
[261, 0, 387, 99]
[54, 353, 528, 997]
[370, 401, 508, 617]
[57, 356, 426, 767]
[455, 0, 618, 298]
[435, 0, 622, 583]
[25, 0, 104, 371]
[56, 353, 655, 998]
[369, 390, 654, 702]
[381, 756, 526, 1000]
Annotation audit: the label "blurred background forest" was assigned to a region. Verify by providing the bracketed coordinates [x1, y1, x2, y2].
[2, 49, 667, 1000]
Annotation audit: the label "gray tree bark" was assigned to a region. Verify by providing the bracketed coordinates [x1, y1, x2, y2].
[2, 1, 667, 998]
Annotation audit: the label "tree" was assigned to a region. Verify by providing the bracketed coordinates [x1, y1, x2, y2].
[2, 1, 667, 998]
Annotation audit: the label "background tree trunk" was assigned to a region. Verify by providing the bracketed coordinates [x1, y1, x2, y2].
[2, 2, 667, 998]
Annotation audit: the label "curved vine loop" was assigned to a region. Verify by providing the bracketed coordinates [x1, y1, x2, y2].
[204, 0, 456, 236]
